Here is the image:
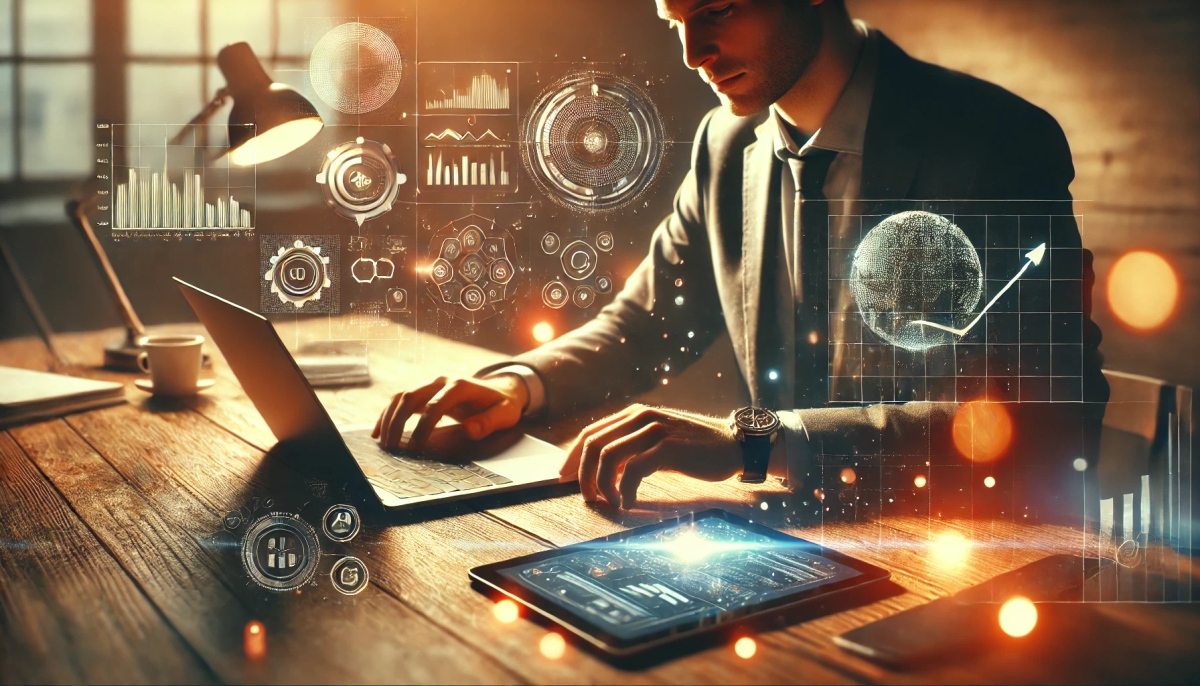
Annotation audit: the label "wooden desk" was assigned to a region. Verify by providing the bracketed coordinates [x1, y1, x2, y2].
[2, 324, 1197, 685]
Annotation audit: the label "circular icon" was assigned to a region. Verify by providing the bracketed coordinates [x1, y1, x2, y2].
[542, 280, 569, 309]
[490, 258, 514, 284]
[330, 556, 370, 596]
[561, 240, 598, 281]
[266, 240, 332, 308]
[322, 504, 361, 543]
[460, 226, 484, 252]
[460, 284, 486, 311]
[430, 258, 454, 285]
[351, 257, 377, 284]
[541, 232, 561, 254]
[595, 272, 613, 294]
[224, 511, 243, 530]
[595, 232, 614, 252]
[316, 138, 404, 226]
[440, 237, 462, 261]
[241, 513, 321, 592]
[522, 72, 666, 212]
[309, 22, 402, 115]
[573, 285, 596, 308]
[460, 254, 486, 282]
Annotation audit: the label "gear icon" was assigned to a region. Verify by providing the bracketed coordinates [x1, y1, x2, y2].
[265, 239, 332, 308]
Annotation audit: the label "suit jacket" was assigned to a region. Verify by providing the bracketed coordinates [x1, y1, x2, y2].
[485, 33, 1108, 518]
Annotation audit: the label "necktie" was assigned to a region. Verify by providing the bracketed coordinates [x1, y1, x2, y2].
[788, 149, 837, 409]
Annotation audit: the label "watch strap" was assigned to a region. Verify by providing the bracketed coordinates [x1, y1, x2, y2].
[738, 433, 773, 484]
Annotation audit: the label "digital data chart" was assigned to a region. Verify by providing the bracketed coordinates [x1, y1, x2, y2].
[107, 123, 256, 237]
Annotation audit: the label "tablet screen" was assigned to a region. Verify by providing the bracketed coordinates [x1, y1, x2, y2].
[492, 514, 865, 642]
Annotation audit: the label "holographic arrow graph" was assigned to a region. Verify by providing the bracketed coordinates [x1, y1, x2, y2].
[910, 243, 1046, 337]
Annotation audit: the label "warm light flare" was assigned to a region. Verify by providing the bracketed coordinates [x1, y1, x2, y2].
[532, 322, 555, 343]
[734, 637, 757, 659]
[229, 116, 323, 166]
[929, 532, 971, 569]
[539, 632, 566, 659]
[952, 400, 1014, 463]
[984, 476, 996, 488]
[1107, 251, 1178, 330]
[999, 597, 1038, 637]
[914, 475, 927, 488]
[243, 620, 267, 660]
[493, 599, 519, 624]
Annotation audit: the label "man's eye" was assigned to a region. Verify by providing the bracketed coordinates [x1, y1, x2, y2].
[709, 3, 734, 18]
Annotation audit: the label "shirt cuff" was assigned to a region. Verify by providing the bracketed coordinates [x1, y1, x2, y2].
[482, 364, 546, 418]
[777, 410, 811, 491]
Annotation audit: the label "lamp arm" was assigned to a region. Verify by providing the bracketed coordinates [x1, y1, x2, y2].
[64, 198, 146, 348]
[168, 88, 232, 147]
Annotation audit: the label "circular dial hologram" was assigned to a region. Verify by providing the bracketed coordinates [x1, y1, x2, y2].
[425, 214, 521, 323]
[241, 513, 321, 592]
[316, 138, 406, 226]
[309, 22, 402, 115]
[264, 239, 332, 309]
[522, 72, 666, 212]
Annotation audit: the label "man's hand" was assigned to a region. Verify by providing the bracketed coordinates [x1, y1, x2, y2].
[372, 374, 529, 452]
[559, 404, 742, 510]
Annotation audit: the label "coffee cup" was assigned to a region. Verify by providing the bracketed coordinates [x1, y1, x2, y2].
[136, 334, 205, 396]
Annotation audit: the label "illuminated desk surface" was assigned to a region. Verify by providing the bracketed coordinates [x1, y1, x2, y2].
[1, 323, 1197, 684]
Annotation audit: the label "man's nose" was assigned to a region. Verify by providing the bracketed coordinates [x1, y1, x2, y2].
[679, 23, 717, 73]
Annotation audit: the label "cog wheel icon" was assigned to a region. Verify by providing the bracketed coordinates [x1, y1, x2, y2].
[316, 137, 406, 226]
[265, 239, 332, 309]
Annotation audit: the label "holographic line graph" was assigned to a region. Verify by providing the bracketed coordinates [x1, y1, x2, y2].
[910, 243, 1046, 336]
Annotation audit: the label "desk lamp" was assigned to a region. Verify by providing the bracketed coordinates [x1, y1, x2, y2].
[60, 42, 324, 370]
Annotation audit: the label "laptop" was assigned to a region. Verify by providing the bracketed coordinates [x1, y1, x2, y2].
[175, 277, 566, 511]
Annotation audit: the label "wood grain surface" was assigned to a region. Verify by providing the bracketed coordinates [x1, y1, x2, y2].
[2, 323, 1196, 684]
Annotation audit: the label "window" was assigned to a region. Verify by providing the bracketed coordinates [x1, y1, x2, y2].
[0, 0, 94, 181]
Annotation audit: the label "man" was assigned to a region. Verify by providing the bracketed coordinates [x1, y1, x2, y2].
[375, 0, 1107, 514]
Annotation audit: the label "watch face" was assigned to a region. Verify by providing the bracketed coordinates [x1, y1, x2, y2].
[734, 407, 780, 436]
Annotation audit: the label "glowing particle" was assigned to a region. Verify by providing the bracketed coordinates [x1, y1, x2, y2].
[539, 632, 566, 659]
[999, 597, 1037, 637]
[839, 468, 857, 485]
[1107, 251, 1178, 330]
[914, 475, 927, 488]
[952, 400, 1013, 462]
[688, 331, 694, 338]
[734, 637, 757, 659]
[807, 331, 819, 345]
[675, 278, 683, 287]
[674, 295, 684, 306]
[663, 363, 670, 372]
[717, 372, 722, 378]
[493, 599, 519, 624]
[984, 476, 996, 488]
[244, 620, 267, 660]
[930, 532, 971, 569]
[767, 370, 779, 381]
[1073, 457, 1088, 472]
[814, 488, 825, 501]
[532, 322, 555, 343]
[759, 501, 768, 511]
[661, 378, 669, 385]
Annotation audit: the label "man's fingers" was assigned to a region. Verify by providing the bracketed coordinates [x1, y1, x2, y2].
[373, 395, 400, 439]
[559, 408, 638, 482]
[464, 399, 519, 440]
[619, 445, 672, 510]
[595, 422, 667, 507]
[381, 378, 446, 449]
[577, 407, 676, 502]
[408, 380, 476, 450]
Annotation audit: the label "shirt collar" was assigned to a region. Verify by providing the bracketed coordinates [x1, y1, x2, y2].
[772, 21, 880, 160]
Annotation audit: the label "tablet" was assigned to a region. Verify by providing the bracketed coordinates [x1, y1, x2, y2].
[469, 509, 891, 656]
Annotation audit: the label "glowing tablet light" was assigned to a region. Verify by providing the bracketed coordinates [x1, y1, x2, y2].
[999, 597, 1037, 637]
[532, 322, 555, 343]
[734, 637, 757, 659]
[539, 632, 566, 659]
[493, 599, 519, 624]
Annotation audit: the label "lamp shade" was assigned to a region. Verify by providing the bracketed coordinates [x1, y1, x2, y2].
[217, 42, 323, 166]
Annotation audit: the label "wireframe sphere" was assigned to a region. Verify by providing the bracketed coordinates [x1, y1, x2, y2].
[309, 22, 402, 114]
[849, 211, 982, 351]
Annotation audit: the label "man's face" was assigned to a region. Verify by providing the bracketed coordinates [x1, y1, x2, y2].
[657, 0, 824, 115]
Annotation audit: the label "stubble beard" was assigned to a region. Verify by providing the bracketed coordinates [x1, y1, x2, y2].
[718, 13, 824, 117]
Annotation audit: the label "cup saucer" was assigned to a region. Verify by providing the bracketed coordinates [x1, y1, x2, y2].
[134, 378, 216, 395]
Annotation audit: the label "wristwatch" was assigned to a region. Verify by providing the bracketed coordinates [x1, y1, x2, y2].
[730, 407, 781, 484]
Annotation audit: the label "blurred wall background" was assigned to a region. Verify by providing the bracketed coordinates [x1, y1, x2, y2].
[0, 0, 1196, 398]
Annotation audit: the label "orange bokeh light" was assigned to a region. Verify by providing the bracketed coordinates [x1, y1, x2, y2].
[1107, 251, 1178, 330]
[243, 620, 266, 661]
[532, 322, 555, 343]
[999, 597, 1038, 637]
[952, 400, 1014, 463]
[493, 599, 519, 623]
[734, 637, 757, 659]
[539, 632, 566, 660]
[913, 475, 927, 488]
[839, 468, 857, 485]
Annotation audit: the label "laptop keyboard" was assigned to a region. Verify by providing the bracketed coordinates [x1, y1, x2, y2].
[342, 431, 513, 501]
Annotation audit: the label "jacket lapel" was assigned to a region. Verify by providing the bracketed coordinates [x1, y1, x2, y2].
[741, 119, 779, 407]
[859, 34, 925, 208]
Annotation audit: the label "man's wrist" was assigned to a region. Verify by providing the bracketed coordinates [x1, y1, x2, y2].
[482, 371, 531, 414]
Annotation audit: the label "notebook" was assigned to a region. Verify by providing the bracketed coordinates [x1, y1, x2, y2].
[0, 366, 126, 427]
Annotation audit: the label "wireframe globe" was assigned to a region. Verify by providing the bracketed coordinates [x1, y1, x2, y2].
[849, 211, 982, 351]
[308, 22, 402, 115]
